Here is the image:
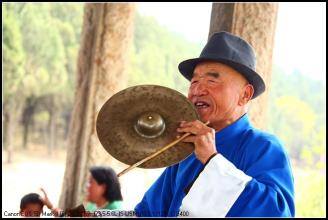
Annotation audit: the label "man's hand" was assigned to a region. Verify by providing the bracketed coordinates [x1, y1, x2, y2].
[177, 120, 217, 164]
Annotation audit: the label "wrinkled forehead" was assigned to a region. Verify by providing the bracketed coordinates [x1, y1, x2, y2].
[192, 61, 248, 82]
[192, 71, 220, 79]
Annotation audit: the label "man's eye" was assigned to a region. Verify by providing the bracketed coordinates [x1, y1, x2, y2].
[208, 80, 216, 83]
[191, 81, 198, 84]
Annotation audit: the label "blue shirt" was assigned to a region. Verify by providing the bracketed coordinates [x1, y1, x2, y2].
[135, 114, 295, 217]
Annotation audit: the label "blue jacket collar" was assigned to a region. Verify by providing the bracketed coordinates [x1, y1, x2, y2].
[215, 113, 251, 143]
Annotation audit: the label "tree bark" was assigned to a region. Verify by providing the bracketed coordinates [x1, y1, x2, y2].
[4, 98, 23, 163]
[59, 3, 135, 209]
[4, 108, 14, 163]
[47, 97, 57, 155]
[21, 96, 37, 149]
[209, 3, 278, 129]
[62, 110, 71, 140]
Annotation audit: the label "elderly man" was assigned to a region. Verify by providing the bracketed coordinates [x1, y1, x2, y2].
[135, 32, 295, 217]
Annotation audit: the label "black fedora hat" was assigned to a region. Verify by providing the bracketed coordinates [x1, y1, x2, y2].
[178, 31, 265, 99]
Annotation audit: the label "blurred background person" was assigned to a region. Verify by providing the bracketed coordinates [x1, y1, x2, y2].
[38, 166, 123, 216]
[20, 193, 44, 217]
[85, 166, 123, 211]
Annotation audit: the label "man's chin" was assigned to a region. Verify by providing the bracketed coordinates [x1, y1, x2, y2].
[198, 114, 210, 123]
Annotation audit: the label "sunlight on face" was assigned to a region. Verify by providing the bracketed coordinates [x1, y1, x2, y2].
[188, 61, 250, 130]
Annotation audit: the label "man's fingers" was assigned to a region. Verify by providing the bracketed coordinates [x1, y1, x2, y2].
[177, 126, 198, 135]
[179, 120, 210, 130]
[180, 120, 199, 127]
[181, 136, 195, 143]
[177, 120, 213, 141]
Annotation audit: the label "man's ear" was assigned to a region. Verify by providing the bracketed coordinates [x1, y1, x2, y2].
[239, 84, 254, 105]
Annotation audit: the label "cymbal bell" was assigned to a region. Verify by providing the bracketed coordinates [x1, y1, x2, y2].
[96, 85, 199, 168]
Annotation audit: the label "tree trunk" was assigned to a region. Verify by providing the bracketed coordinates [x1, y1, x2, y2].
[48, 95, 59, 155]
[22, 121, 29, 149]
[21, 96, 37, 149]
[59, 3, 135, 209]
[4, 98, 23, 163]
[4, 109, 14, 163]
[47, 105, 56, 155]
[3, 112, 8, 149]
[209, 3, 278, 129]
[62, 110, 71, 140]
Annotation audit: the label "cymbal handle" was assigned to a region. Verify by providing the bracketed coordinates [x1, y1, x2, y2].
[117, 132, 190, 177]
[117, 121, 210, 177]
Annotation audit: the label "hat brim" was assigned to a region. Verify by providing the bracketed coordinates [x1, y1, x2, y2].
[178, 58, 265, 99]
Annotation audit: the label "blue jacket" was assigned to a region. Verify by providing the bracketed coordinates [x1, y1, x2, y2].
[135, 114, 295, 217]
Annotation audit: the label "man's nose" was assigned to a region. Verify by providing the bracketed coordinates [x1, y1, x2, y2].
[191, 82, 208, 96]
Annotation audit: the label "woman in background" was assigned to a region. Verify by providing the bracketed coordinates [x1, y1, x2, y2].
[85, 166, 123, 211]
[39, 166, 123, 216]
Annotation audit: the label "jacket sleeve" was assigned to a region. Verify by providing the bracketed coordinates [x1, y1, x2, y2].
[179, 136, 295, 217]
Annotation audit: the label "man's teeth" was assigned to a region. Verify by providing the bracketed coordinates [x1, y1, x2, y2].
[195, 101, 209, 108]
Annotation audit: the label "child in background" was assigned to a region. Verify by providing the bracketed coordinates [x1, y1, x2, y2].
[20, 193, 44, 217]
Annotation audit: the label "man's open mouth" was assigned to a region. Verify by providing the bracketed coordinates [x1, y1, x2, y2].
[194, 101, 210, 109]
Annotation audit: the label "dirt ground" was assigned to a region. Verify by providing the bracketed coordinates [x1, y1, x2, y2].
[2, 146, 163, 217]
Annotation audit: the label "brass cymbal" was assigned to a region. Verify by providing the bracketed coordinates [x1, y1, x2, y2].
[96, 85, 199, 168]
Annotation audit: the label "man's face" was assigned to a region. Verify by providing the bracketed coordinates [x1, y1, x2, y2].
[188, 61, 251, 130]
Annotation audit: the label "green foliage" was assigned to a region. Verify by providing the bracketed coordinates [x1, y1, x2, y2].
[2, 3, 83, 153]
[267, 66, 326, 217]
[294, 168, 326, 217]
[267, 67, 326, 169]
[3, 3, 83, 101]
[3, 3, 25, 100]
[269, 66, 326, 125]
[18, 4, 68, 96]
[268, 95, 316, 159]
[129, 13, 202, 96]
[300, 126, 326, 169]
